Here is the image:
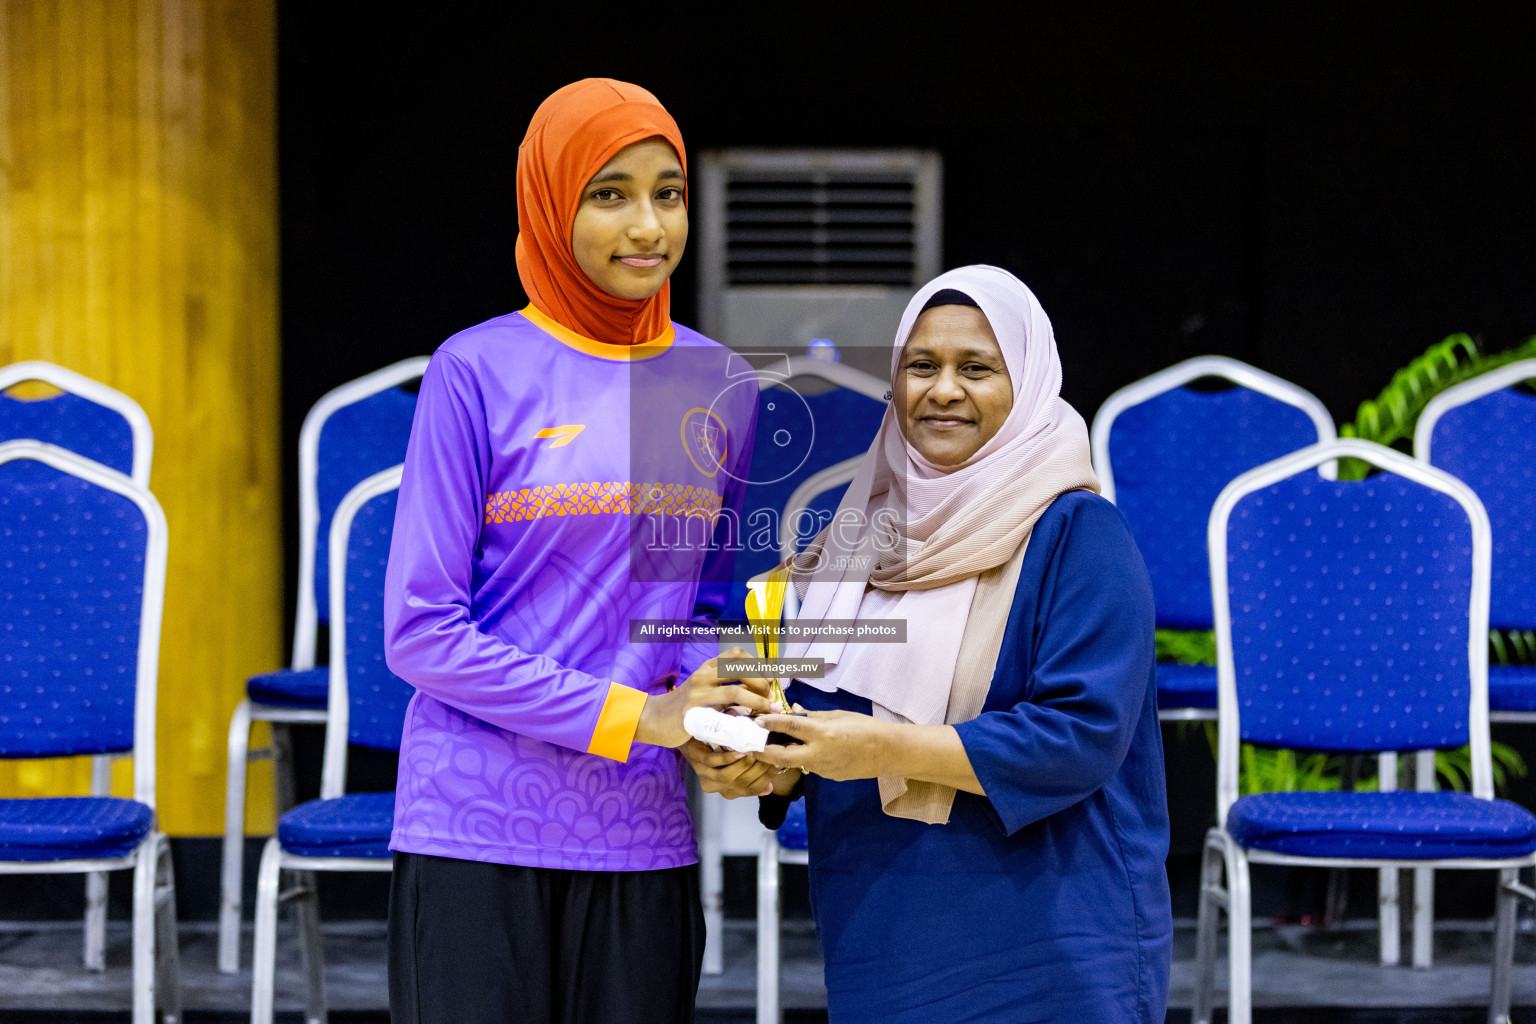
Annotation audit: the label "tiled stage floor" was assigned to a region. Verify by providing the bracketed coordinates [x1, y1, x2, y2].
[2, 916, 1536, 1022]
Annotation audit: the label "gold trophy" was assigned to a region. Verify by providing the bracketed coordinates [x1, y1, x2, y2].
[744, 566, 804, 744]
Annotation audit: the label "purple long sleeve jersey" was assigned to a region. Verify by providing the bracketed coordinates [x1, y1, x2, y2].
[384, 306, 756, 870]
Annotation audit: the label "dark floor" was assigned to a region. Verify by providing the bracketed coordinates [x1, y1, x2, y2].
[0, 1013, 1524, 1022]
[2, 915, 1536, 1023]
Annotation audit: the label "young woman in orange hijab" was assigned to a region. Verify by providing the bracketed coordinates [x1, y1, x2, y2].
[383, 79, 766, 1024]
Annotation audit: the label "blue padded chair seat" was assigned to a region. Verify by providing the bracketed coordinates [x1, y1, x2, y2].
[1228, 791, 1536, 861]
[777, 799, 808, 851]
[1489, 665, 1536, 713]
[1156, 662, 1217, 710]
[277, 792, 394, 859]
[248, 667, 329, 710]
[0, 797, 154, 862]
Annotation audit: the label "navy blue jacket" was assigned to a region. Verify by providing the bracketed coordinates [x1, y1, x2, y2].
[787, 490, 1171, 1024]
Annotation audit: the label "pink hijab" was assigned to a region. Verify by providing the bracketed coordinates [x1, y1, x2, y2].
[786, 265, 1100, 730]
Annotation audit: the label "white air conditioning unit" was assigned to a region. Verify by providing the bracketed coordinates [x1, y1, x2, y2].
[698, 148, 943, 376]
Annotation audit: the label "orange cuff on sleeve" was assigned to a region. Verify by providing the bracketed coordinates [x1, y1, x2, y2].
[588, 682, 647, 762]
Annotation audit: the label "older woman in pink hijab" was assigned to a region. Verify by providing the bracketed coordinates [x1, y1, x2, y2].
[688, 265, 1171, 1023]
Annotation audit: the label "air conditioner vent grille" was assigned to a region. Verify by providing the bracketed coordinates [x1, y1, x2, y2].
[725, 173, 920, 285]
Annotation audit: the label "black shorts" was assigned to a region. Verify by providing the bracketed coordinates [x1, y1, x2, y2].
[388, 851, 706, 1024]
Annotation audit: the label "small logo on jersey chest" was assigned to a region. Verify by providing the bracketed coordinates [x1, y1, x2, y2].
[680, 408, 728, 477]
[534, 425, 585, 448]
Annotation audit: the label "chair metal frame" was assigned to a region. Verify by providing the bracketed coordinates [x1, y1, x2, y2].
[1410, 359, 1536, 969]
[0, 361, 155, 487]
[249, 464, 404, 1024]
[777, 457, 863, 622]
[754, 449, 872, 1024]
[698, 357, 885, 976]
[1192, 439, 1535, 1024]
[1090, 355, 1337, 722]
[0, 361, 155, 968]
[0, 441, 180, 1023]
[756, 826, 809, 1024]
[220, 357, 427, 973]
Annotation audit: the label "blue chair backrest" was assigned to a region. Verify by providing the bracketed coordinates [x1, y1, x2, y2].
[1426, 387, 1536, 631]
[340, 485, 413, 750]
[728, 380, 884, 609]
[1111, 385, 1324, 630]
[790, 483, 851, 549]
[0, 458, 146, 756]
[0, 391, 135, 479]
[313, 386, 418, 626]
[778, 797, 809, 850]
[1224, 472, 1475, 752]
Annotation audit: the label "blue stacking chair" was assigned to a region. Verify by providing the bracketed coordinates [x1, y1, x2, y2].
[1418, 360, 1536, 722]
[0, 441, 180, 1023]
[250, 465, 411, 1024]
[753, 455, 869, 1024]
[726, 357, 889, 618]
[220, 357, 425, 972]
[0, 361, 155, 971]
[1091, 356, 1336, 720]
[1191, 439, 1536, 1024]
[1411, 359, 1536, 967]
[699, 357, 885, 975]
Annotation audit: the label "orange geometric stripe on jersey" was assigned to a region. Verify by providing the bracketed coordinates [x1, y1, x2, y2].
[484, 481, 723, 524]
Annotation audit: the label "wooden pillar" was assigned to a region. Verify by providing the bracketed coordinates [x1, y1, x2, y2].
[0, 0, 281, 835]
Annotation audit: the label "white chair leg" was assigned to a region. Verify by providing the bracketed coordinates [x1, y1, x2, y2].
[132, 836, 158, 1024]
[1225, 841, 1253, 1024]
[756, 830, 781, 1024]
[153, 833, 182, 1023]
[1413, 865, 1436, 969]
[271, 722, 297, 815]
[700, 790, 725, 975]
[1379, 868, 1401, 966]
[1489, 868, 1520, 1024]
[1414, 748, 1437, 968]
[1377, 752, 1401, 965]
[220, 699, 253, 974]
[295, 870, 327, 1024]
[85, 869, 109, 972]
[1192, 830, 1225, 1024]
[251, 838, 283, 1024]
[84, 753, 113, 971]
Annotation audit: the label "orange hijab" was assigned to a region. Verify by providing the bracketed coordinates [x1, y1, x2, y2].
[515, 79, 686, 346]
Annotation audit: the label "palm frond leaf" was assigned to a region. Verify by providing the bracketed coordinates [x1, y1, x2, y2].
[1338, 333, 1536, 480]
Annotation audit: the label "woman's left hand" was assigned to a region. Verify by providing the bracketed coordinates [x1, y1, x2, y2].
[680, 740, 778, 798]
[754, 710, 896, 782]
